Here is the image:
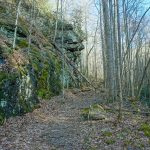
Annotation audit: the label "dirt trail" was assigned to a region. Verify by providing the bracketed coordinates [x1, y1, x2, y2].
[0, 90, 149, 150]
[0, 90, 102, 150]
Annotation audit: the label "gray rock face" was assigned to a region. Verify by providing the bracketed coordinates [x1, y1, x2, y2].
[54, 22, 84, 87]
[55, 23, 84, 53]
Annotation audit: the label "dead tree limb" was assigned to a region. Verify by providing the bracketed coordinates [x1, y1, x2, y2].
[51, 42, 96, 89]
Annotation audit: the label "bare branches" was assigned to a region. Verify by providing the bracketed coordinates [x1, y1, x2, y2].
[87, 18, 99, 56]
[123, 6, 150, 63]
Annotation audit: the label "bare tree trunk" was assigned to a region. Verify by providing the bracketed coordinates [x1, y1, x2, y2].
[85, 16, 89, 78]
[98, 0, 107, 87]
[60, 0, 65, 98]
[138, 58, 150, 97]
[102, 0, 115, 98]
[53, 0, 59, 42]
[114, 0, 123, 120]
[94, 42, 97, 81]
[13, 0, 22, 50]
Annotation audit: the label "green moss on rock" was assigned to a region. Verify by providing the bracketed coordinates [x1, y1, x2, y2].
[0, 1, 83, 125]
[30, 47, 62, 99]
[81, 104, 106, 120]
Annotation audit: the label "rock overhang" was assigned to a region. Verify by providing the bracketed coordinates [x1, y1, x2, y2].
[54, 23, 85, 52]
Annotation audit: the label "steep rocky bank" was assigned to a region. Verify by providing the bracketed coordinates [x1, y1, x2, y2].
[0, 1, 84, 124]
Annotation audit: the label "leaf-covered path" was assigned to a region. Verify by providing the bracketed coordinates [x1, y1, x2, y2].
[0, 90, 150, 150]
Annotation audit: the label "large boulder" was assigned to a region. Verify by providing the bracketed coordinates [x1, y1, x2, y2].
[81, 104, 107, 120]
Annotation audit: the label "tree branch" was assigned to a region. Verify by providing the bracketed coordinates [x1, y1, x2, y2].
[123, 6, 150, 63]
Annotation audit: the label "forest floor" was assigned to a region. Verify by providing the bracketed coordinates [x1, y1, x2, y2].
[0, 89, 150, 150]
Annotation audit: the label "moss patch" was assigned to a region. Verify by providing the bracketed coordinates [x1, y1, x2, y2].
[102, 131, 113, 137]
[0, 108, 5, 125]
[105, 139, 115, 145]
[139, 123, 150, 138]
[17, 39, 28, 48]
[81, 108, 90, 120]
[29, 47, 62, 99]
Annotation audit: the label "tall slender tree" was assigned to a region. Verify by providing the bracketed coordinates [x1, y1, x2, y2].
[13, 0, 22, 50]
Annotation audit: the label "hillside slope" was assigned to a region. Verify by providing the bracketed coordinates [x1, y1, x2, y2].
[0, 1, 84, 124]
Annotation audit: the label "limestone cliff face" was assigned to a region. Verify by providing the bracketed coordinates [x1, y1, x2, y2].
[0, 1, 84, 124]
